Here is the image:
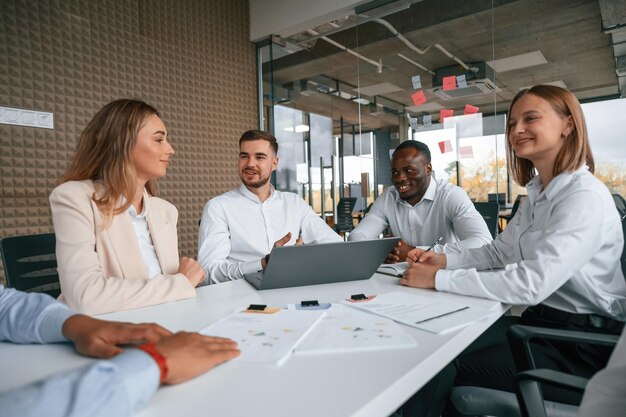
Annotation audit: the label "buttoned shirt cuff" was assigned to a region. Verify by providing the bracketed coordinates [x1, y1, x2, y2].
[40, 305, 76, 343]
[112, 349, 160, 412]
[241, 259, 263, 275]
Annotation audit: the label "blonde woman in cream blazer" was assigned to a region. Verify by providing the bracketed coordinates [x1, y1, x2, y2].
[50, 99, 204, 314]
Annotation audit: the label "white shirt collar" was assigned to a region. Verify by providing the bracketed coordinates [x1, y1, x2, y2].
[526, 166, 588, 203]
[395, 176, 437, 207]
[238, 182, 275, 204]
[123, 189, 149, 218]
[422, 176, 437, 202]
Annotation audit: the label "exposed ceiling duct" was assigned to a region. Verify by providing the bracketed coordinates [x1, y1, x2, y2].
[369, 18, 477, 74]
[306, 28, 383, 73]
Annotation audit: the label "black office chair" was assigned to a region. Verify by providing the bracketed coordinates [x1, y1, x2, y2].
[335, 197, 357, 235]
[0, 233, 61, 298]
[510, 324, 620, 417]
[488, 192, 506, 208]
[612, 194, 625, 220]
[474, 202, 500, 238]
[451, 324, 620, 417]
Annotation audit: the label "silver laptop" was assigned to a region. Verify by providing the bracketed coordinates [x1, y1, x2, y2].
[244, 237, 400, 290]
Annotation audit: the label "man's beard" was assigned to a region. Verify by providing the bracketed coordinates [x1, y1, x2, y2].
[241, 170, 270, 188]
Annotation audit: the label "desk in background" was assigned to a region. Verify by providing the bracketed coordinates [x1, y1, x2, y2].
[0, 275, 508, 417]
[499, 208, 512, 230]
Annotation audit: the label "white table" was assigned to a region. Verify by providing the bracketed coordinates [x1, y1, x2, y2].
[0, 274, 508, 417]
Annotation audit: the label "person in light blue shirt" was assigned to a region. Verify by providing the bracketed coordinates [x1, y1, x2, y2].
[0, 286, 239, 417]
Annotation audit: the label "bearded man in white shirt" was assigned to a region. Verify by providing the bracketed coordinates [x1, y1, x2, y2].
[198, 130, 342, 284]
[349, 140, 492, 263]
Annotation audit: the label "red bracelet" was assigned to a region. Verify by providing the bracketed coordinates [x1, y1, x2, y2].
[136, 342, 168, 384]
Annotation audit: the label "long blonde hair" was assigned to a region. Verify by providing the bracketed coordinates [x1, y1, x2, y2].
[61, 99, 160, 217]
[506, 85, 594, 186]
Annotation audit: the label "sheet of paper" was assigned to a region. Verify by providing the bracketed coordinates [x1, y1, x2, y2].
[443, 113, 483, 139]
[295, 304, 416, 354]
[377, 261, 409, 277]
[411, 75, 422, 89]
[440, 109, 453, 123]
[442, 76, 456, 91]
[459, 145, 474, 159]
[342, 291, 495, 334]
[411, 90, 427, 106]
[200, 308, 325, 366]
[438, 139, 453, 154]
[423, 114, 432, 128]
[464, 104, 479, 114]
[409, 117, 419, 129]
[457, 74, 467, 88]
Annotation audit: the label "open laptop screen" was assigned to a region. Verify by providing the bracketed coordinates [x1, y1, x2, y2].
[244, 237, 400, 290]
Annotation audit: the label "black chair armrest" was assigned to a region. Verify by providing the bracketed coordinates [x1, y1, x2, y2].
[515, 369, 588, 417]
[507, 325, 619, 370]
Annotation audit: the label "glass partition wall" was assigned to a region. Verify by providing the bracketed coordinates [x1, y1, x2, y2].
[257, 0, 625, 229]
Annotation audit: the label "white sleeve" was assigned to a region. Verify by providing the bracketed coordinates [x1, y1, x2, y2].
[444, 209, 522, 270]
[0, 286, 74, 344]
[348, 196, 389, 241]
[299, 200, 343, 244]
[442, 187, 493, 253]
[436, 190, 606, 305]
[0, 349, 159, 417]
[198, 199, 260, 284]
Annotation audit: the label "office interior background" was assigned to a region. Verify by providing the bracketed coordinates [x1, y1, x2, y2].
[1, 0, 625, 284]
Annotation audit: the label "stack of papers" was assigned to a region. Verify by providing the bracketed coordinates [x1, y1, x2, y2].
[295, 304, 416, 354]
[200, 308, 325, 366]
[342, 291, 495, 334]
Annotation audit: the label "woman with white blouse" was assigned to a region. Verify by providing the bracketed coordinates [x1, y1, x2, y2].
[400, 85, 626, 416]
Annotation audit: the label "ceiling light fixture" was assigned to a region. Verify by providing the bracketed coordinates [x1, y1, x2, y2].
[519, 80, 567, 90]
[284, 124, 310, 133]
[488, 51, 547, 73]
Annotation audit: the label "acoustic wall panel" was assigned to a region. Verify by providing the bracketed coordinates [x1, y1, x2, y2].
[0, 0, 257, 283]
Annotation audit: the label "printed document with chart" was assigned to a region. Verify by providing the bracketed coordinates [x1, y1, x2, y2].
[200, 308, 325, 366]
[342, 291, 496, 334]
[294, 304, 417, 354]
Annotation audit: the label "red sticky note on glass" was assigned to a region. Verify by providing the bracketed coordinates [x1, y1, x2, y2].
[411, 90, 427, 106]
[438, 140, 453, 154]
[440, 109, 453, 123]
[464, 104, 479, 115]
[459, 145, 474, 159]
[442, 76, 457, 91]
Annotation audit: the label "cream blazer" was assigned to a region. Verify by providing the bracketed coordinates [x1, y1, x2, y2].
[49, 180, 196, 314]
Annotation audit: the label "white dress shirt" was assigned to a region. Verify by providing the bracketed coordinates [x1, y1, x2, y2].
[349, 177, 492, 253]
[198, 183, 342, 284]
[0, 286, 159, 417]
[127, 192, 162, 279]
[437, 167, 626, 320]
